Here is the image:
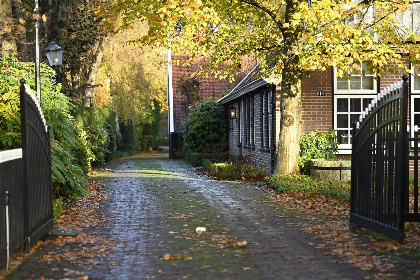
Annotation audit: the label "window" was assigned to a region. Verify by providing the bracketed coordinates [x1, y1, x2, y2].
[238, 102, 242, 145]
[411, 66, 420, 93]
[260, 90, 271, 151]
[411, 65, 420, 139]
[334, 97, 374, 149]
[244, 95, 255, 148]
[334, 65, 377, 152]
[335, 63, 376, 94]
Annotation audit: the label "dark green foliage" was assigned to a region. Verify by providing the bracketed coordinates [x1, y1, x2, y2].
[118, 120, 136, 155]
[105, 123, 117, 162]
[138, 135, 154, 152]
[184, 101, 228, 154]
[265, 174, 350, 201]
[72, 104, 117, 163]
[137, 99, 164, 152]
[298, 129, 338, 174]
[201, 156, 268, 181]
[178, 76, 200, 112]
[0, 54, 89, 199]
[84, 125, 110, 165]
[188, 152, 228, 167]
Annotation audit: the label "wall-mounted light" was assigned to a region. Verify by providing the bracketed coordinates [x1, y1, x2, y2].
[230, 106, 237, 120]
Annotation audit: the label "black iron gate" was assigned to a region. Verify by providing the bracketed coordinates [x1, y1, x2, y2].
[351, 75, 420, 242]
[0, 79, 53, 268]
[20, 79, 54, 249]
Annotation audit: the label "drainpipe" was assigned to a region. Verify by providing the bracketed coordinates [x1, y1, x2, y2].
[167, 49, 175, 158]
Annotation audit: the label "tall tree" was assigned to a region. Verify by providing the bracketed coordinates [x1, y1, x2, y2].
[99, 0, 420, 174]
[94, 19, 167, 141]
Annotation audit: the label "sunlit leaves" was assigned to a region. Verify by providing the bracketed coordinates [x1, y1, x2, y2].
[96, 0, 420, 80]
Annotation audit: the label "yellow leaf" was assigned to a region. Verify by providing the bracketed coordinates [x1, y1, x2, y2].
[163, 254, 171, 260]
[18, 18, 26, 24]
[283, 22, 289, 28]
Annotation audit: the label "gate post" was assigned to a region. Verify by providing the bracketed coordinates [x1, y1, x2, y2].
[19, 79, 31, 252]
[399, 75, 409, 242]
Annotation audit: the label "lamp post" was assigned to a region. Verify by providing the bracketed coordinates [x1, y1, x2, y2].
[45, 41, 63, 83]
[83, 84, 95, 108]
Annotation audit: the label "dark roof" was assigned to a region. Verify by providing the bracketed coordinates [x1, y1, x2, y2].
[218, 53, 277, 104]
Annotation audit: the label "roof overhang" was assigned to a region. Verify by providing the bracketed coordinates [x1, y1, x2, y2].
[218, 78, 268, 105]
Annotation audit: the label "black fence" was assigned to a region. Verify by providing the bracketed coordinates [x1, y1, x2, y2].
[0, 79, 53, 268]
[351, 75, 420, 242]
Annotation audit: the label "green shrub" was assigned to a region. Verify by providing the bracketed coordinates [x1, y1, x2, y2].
[188, 152, 228, 167]
[0, 53, 89, 200]
[184, 101, 228, 154]
[118, 120, 135, 154]
[53, 198, 63, 221]
[201, 156, 268, 181]
[105, 123, 117, 162]
[85, 125, 110, 165]
[71, 105, 117, 163]
[202, 159, 214, 172]
[298, 129, 338, 174]
[156, 136, 169, 146]
[137, 135, 154, 152]
[265, 174, 350, 201]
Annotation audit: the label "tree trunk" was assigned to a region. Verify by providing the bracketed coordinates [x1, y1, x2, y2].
[0, 0, 17, 54]
[273, 0, 303, 175]
[274, 62, 302, 174]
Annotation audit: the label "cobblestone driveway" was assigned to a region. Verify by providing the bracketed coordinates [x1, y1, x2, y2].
[9, 153, 369, 279]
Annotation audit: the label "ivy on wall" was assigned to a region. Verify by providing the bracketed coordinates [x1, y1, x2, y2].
[178, 75, 200, 112]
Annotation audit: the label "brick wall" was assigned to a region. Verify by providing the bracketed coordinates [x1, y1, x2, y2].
[225, 60, 412, 171]
[301, 69, 334, 135]
[172, 57, 254, 133]
[379, 59, 410, 91]
[228, 86, 279, 173]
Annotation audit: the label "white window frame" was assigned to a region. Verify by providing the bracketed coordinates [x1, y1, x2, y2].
[411, 95, 420, 139]
[411, 66, 420, 94]
[334, 66, 377, 153]
[334, 65, 377, 94]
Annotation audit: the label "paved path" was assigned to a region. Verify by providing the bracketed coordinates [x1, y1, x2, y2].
[8, 153, 369, 279]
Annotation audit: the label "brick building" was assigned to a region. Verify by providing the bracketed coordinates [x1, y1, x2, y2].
[218, 60, 412, 174]
[167, 51, 255, 158]
[217, 3, 420, 174]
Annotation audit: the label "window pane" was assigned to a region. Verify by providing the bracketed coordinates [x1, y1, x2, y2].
[363, 98, 373, 110]
[337, 98, 348, 112]
[415, 114, 420, 127]
[350, 98, 361, 112]
[362, 76, 374, 90]
[350, 76, 361, 90]
[337, 130, 350, 144]
[337, 114, 348, 128]
[336, 77, 348, 90]
[350, 113, 360, 125]
[362, 62, 373, 75]
[415, 77, 420, 91]
[415, 99, 420, 112]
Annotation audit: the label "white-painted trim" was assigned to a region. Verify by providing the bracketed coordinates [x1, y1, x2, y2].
[333, 66, 377, 95]
[0, 149, 22, 163]
[411, 66, 420, 94]
[336, 149, 352, 155]
[167, 49, 174, 133]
